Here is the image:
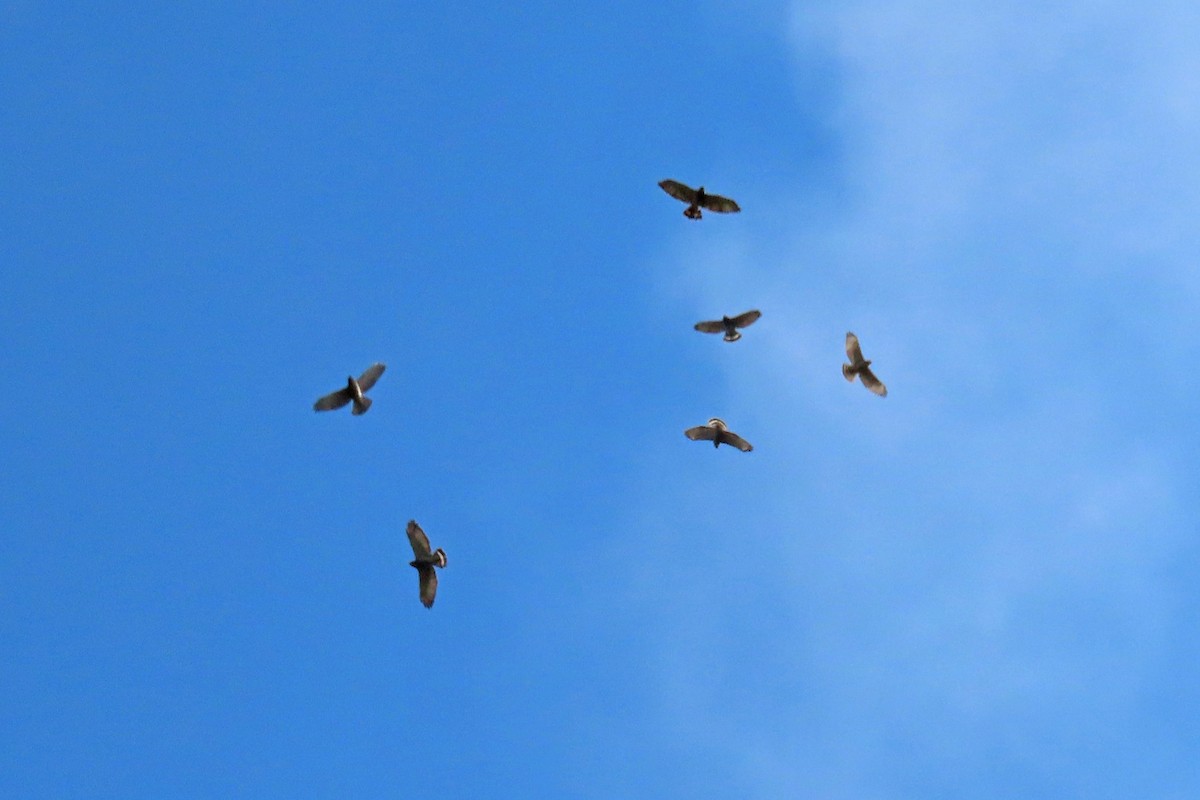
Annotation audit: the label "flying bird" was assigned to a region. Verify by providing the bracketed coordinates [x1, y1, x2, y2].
[406, 520, 447, 609]
[658, 179, 741, 220]
[694, 309, 762, 342]
[684, 417, 753, 452]
[313, 362, 386, 415]
[842, 332, 887, 397]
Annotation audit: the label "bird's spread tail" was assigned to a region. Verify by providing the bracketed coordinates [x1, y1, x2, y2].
[434, 548, 447, 568]
[842, 363, 855, 382]
[352, 396, 373, 415]
[724, 331, 742, 342]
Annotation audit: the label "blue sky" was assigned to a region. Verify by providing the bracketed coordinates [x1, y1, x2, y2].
[2, 2, 1198, 797]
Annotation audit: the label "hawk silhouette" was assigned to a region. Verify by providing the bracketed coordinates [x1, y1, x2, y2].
[684, 417, 753, 452]
[694, 309, 762, 342]
[658, 179, 741, 220]
[313, 362, 386, 415]
[842, 333, 887, 397]
[406, 520, 447, 609]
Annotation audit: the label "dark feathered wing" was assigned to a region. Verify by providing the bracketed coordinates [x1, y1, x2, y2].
[417, 565, 438, 608]
[694, 320, 726, 334]
[700, 193, 740, 213]
[845, 332, 866, 365]
[406, 520, 433, 559]
[314, 387, 354, 411]
[730, 309, 761, 329]
[684, 425, 718, 442]
[659, 179, 698, 204]
[357, 362, 386, 392]
[859, 367, 888, 397]
[718, 431, 754, 452]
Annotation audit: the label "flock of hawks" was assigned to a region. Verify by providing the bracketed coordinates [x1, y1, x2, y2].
[312, 179, 888, 609]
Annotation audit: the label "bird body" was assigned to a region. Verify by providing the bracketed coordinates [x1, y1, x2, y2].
[347, 375, 369, 414]
[314, 362, 386, 414]
[694, 309, 762, 342]
[658, 179, 741, 220]
[684, 417, 753, 452]
[843, 333, 887, 397]
[406, 520, 447, 608]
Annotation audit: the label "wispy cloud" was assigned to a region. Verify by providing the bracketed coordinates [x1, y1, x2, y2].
[631, 3, 1200, 796]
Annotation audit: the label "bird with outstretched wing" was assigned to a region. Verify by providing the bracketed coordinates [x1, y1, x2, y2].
[313, 362, 386, 415]
[659, 179, 741, 220]
[842, 333, 887, 397]
[406, 520, 447, 609]
[694, 309, 762, 342]
[684, 417, 753, 452]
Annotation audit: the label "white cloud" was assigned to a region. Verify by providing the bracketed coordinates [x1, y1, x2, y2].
[632, 3, 1200, 796]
